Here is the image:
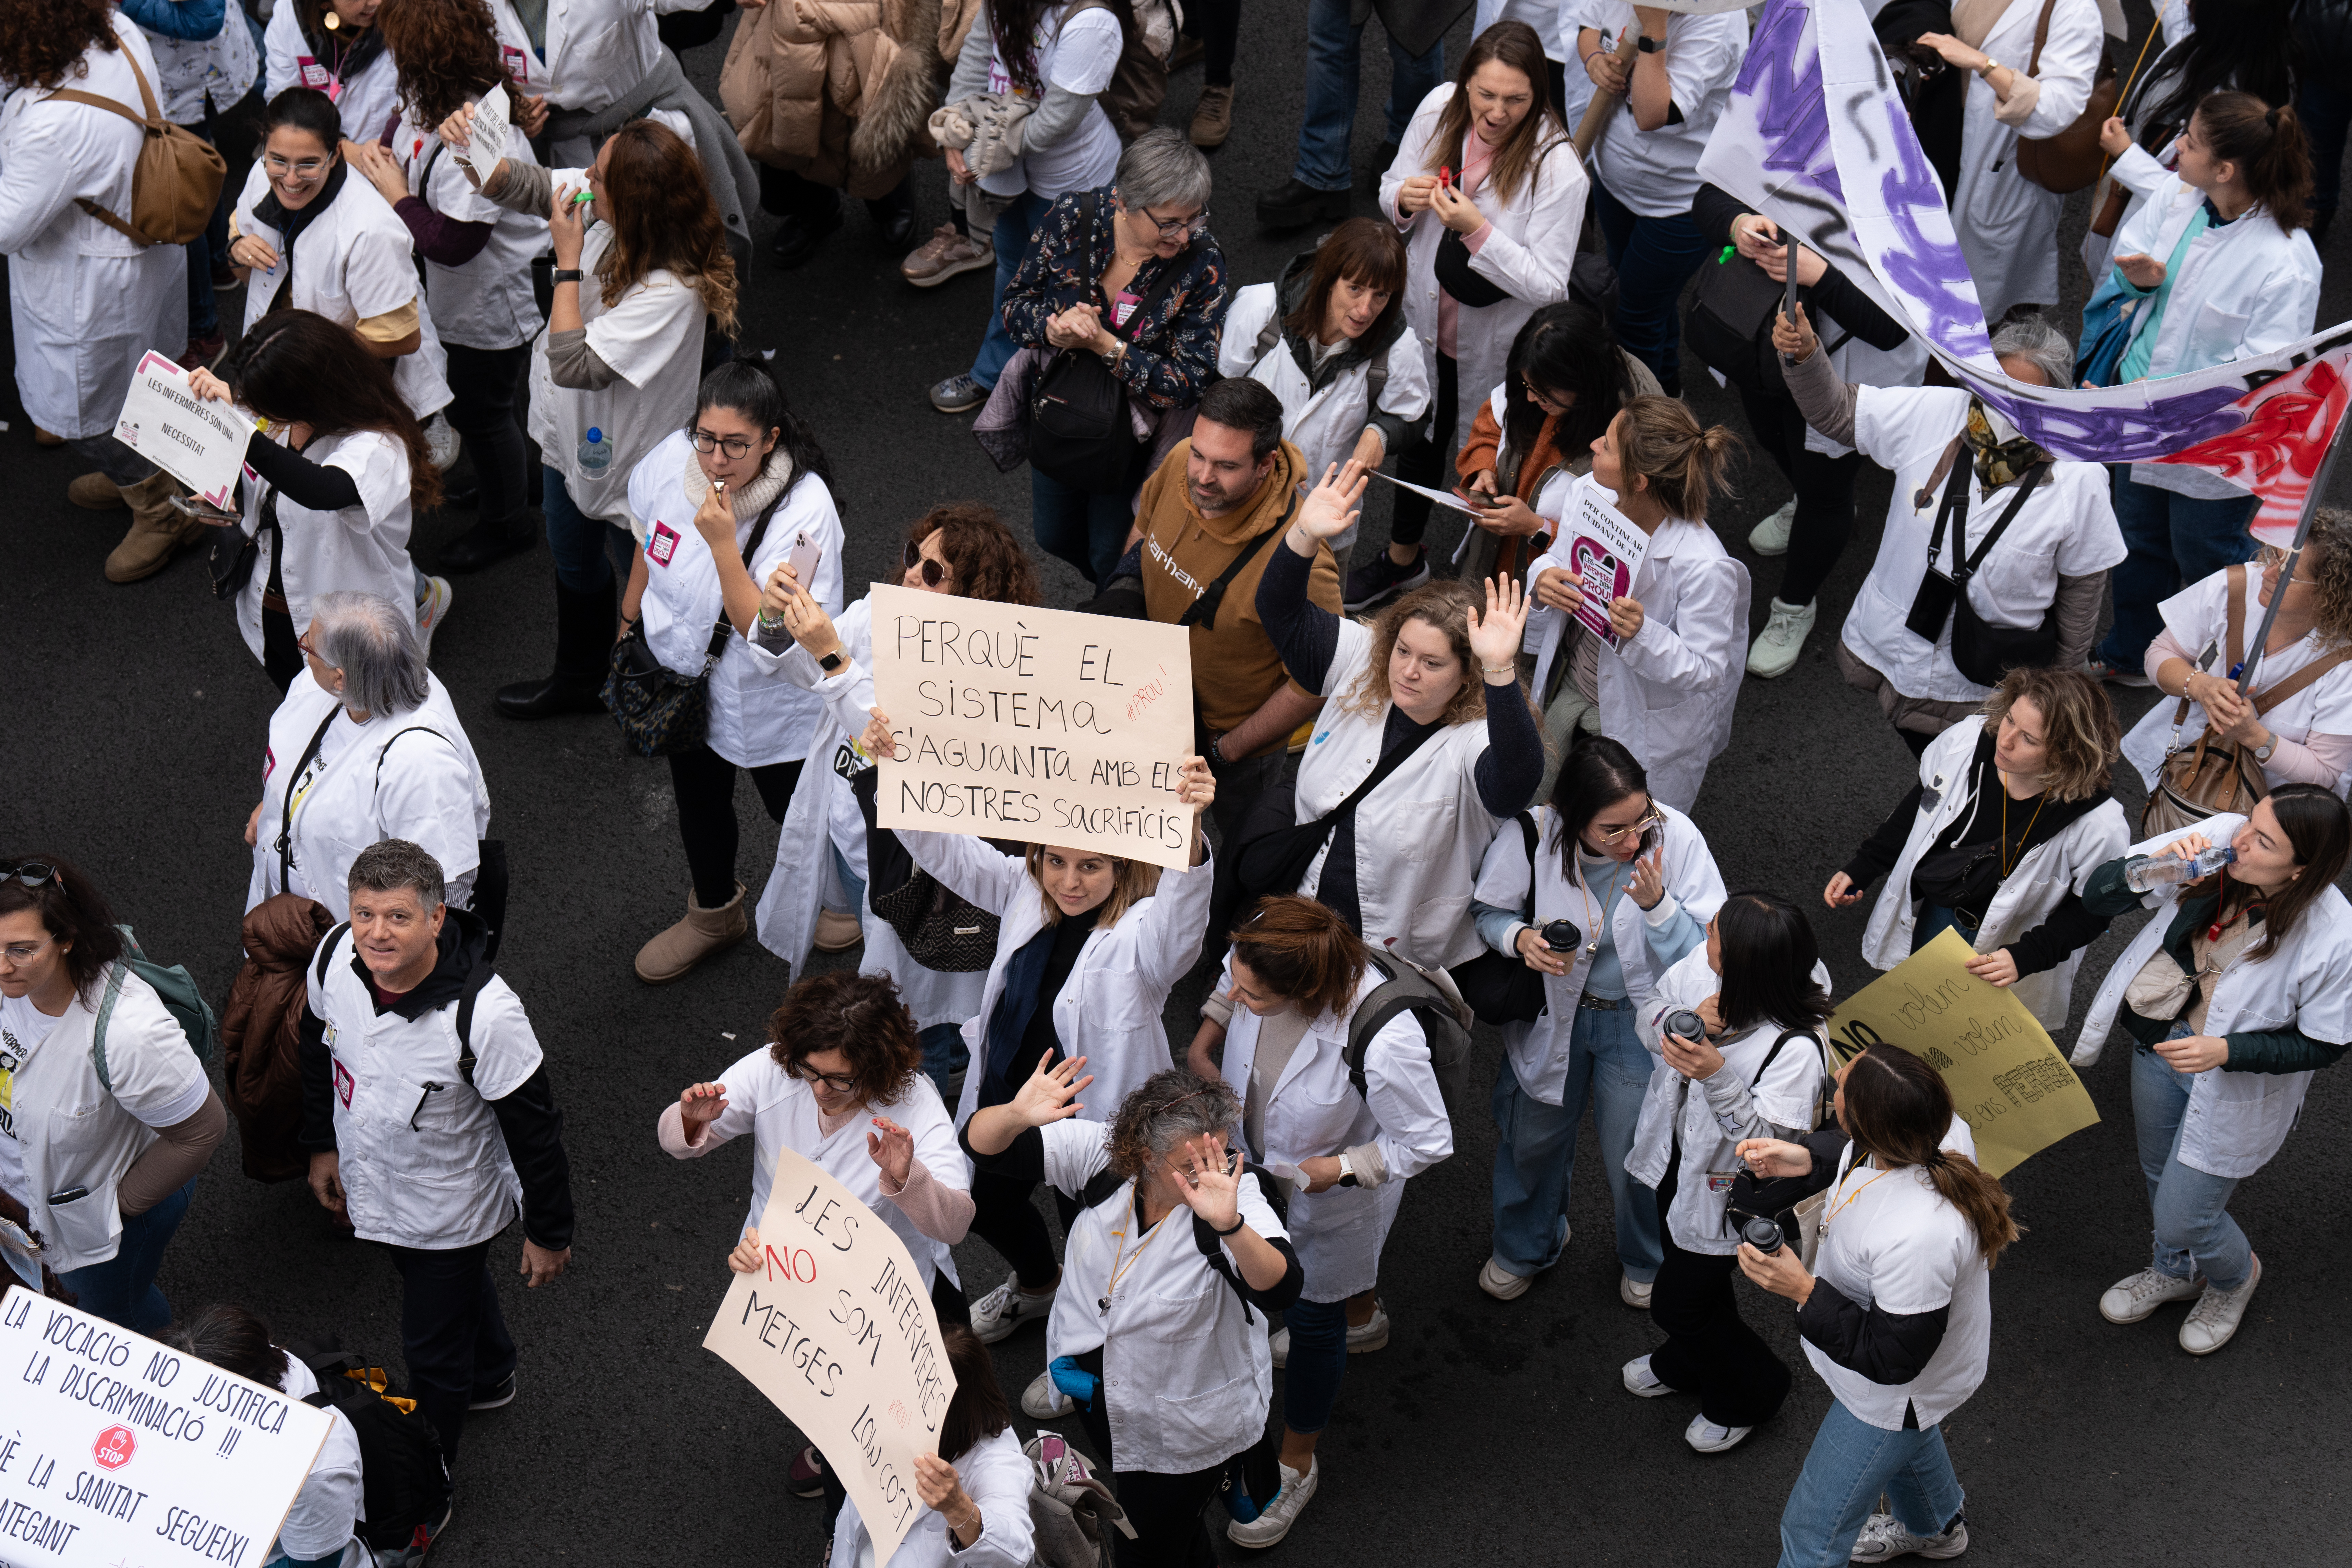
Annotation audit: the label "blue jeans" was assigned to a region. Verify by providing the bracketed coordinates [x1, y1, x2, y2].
[1488, 1009, 1663, 1282]
[833, 843, 970, 1098]
[1280, 1295, 1349, 1434]
[2131, 1023, 2253, 1291]
[2094, 468, 2259, 671]
[971, 190, 1053, 391]
[184, 109, 232, 338]
[544, 465, 637, 593]
[1911, 905, 1979, 952]
[57, 1178, 195, 1333]
[1296, 0, 1447, 191]
[1777, 1399, 1966, 1567]
[1031, 462, 1138, 588]
[1592, 182, 1709, 395]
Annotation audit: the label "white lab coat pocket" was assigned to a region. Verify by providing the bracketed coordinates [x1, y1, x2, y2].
[2187, 300, 2252, 367]
[1390, 797, 1457, 863]
[1973, 539, 2058, 630]
[44, 1179, 123, 1263]
[12, 257, 71, 328]
[1150, 1374, 1255, 1466]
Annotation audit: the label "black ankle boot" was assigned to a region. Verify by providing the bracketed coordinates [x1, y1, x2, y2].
[496, 576, 615, 719]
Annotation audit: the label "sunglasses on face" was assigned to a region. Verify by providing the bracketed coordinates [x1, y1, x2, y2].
[903, 539, 950, 587]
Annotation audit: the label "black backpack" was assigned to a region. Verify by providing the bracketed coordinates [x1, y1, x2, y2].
[1343, 952, 1475, 1115]
[292, 1345, 453, 1553]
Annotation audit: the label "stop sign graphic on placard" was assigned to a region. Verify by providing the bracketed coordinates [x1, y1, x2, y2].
[93, 1425, 135, 1470]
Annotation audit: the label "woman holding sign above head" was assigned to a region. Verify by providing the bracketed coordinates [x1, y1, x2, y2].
[1521, 396, 1748, 812]
[264, 0, 403, 148]
[961, 1063, 1303, 1568]
[2074, 788, 2352, 1356]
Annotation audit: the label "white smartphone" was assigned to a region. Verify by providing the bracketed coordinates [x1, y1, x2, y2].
[786, 532, 821, 589]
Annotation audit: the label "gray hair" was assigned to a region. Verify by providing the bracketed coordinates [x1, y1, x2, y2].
[1114, 128, 1212, 216]
[1990, 315, 2074, 389]
[1108, 1068, 1242, 1178]
[311, 590, 430, 717]
[348, 838, 445, 912]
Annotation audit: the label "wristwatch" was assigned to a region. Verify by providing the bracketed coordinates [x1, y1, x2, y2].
[551, 268, 583, 284]
[818, 649, 845, 673]
[1336, 1153, 1360, 1189]
[2255, 733, 2278, 763]
[1207, 731, 1228, 767]
[1099, 339, 1127, 369]
[1636, 33, 1663, 52]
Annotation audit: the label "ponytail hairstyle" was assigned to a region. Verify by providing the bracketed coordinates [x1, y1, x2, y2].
[1610, 396, 1742, 521]
[1502, 301, 1634, 475]
[1227, 895, 1368, 1021]
[2194, 90, 2314, 231]
[691, 358, 838, 514]
[1548, 733, 1650, 876]
[2232, 782, 2352, 961]
[1105, 1069, 1243, 1182]
[223, 310, 443, 511]
[1713, 891, 1833, 1036]
[1839, 1046, 2021, 1267]
[1424, 20, 1567, 206]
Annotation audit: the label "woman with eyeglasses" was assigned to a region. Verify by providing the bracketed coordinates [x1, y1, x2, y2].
[987, 128, 1227, 589]
[264, 0, 402, 147]
[1467, 733, 1720, 1308]
[615, 359, 845, 986]
[0, 855, 226, 1332]
[961, 1063, 1301, 1568]
[745, 505, 1041, 1096]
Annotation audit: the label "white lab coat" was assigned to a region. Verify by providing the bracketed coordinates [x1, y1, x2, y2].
[389, 107, 546, 351]
[2076, 813, 2352, 1177]
[1038, 1121, 1288, 1474]
[1950, 0, 2106, 322]
[1292, 619, 1513, 969]
[747, 601, 990, 1035]
[2120, 566, 2352, 796]
[262, 6, 404, 146]
[1858, 720, 2127, 1030]
[243, 668, 493, 921]
[896, 832, 1214, 1131]
[270, 1359, 369, 1568]
[1470, 802, 1726, 1104]
[828, 1428, 1035, 1568]
[2076, 0, 2194, 278]
[230, 160, 456, 421]
[1219, 961, 1452, 1301]
[1525, 483, 1750, 811]
[0, 19, 187, 442]
[1379, 84, 1585, 464]
[1627, 945, 1833, 1255]
[625, 431, 844, 768]
[1838, 385, 2125, 705]
[232, 426, 420, 663]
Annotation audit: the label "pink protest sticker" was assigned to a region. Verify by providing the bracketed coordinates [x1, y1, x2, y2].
[649, 521, 683, 567]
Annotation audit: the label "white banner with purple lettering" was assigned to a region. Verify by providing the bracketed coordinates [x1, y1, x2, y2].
[1697, 0, 2352, 540]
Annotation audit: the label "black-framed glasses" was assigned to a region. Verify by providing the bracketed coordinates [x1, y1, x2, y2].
[2, 861, 59, 890]
[795, 1063, 861, 1094]
[1141, 203, 1210, 239]
[689, 429, 760, 460]
[903, 539, 949, 587]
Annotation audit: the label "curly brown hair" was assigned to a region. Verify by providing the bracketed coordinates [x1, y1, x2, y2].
[379, 0, 516, 127]
[599, 120, 739, 333]
[2, 0, 118, 92]
[2291, 509, 2352, 649]
[1978, 667, 2120, 805]
[1104, 1069, 1241, 1182]
[767, 971, 924, 1108]
[912, 504, 1040, 606]
[1339, 579, 1538, 729]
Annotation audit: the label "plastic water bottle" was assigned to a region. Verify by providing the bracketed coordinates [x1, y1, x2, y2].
[576, 425, 613, 471]
[2124, 843, 2236, 893]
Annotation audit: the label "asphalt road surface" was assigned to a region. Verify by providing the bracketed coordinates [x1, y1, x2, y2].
[6, 4, 2352, 1565]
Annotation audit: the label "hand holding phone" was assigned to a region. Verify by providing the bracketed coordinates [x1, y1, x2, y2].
[786, 531, 821, 590]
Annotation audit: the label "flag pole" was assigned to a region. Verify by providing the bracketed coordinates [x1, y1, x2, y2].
[2234, 415, 2348, 695]
[1572, 33, 1644, 159]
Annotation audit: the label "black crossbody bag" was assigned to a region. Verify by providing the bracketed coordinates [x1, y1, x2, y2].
[1903, 459, 2055, 686]
[603, 489, 785, 758]
[1447, 812, 1548, 1026]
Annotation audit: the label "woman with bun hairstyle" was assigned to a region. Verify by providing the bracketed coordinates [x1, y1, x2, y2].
[1467, 733, 1720, 1307]
[2074, 787, 2352, 1356]
[1523, 396, 1749, 811]
[1736, 1045, 2016, 1566]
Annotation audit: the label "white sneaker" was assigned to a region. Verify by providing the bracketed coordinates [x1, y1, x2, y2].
[1748, 498, 1797, 556]
[1747, 596, 1817, 678]
[1684, 1414, 1752, 1454]
[1478, 1257, 1533, 1301]
[2098, 1266, 2205, 1324]
[1225, 1458, 1318, 1548]
[1270, 1303, 1390, 1367]
[416, 575, 453, 658]
[1622, 1354, 1671, 1398]
[1851, 1511, 1969, 1561]
[2179, 1254, 2261, 1354]
[424, 411, 461, 470]
[1620, 1273, 1653, 1310]
[1020, 1368, 1074, 1419]
[968, 1279, 1056, 1344]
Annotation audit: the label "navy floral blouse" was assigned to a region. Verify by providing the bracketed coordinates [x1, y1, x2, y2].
[1000, 186, 1229, 409]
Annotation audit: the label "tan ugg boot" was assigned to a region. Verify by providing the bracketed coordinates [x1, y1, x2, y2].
[68, 472, 127, 510]
[104, 472, 201, 583]
[634, 882, 749, 983]
[813, 907, 864, 952]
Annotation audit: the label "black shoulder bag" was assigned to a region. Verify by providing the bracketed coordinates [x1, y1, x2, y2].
[849, 767, 1000, 972]
[602, 488, 786, 758]
[1447, 812, 1548, 1026]
[1721, 1027, 1832, 1241]
[1902, 460, 2055, 687]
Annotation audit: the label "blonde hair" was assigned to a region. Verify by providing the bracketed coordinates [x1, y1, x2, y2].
[1612, 395, 1741, 521]
[1340, 580, 1539, 729]
[1023, 846, 1162, 930]
[1978, 667, 2120, 804]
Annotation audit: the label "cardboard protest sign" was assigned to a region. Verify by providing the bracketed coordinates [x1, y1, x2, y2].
[1825, 930, 2100, 1178]
[1561, 478, 1651, 650]
[112, 351, 257, 510]
[0, 1286, 331, 1568]
[456, 83, 509, 174]
[866, 581, 1200, 869]
[703, 1148, 956, 1564]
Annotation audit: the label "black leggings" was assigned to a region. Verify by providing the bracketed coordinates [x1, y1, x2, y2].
[262, 606, 304, 693]
[1186, 0, 1240, 84]
[1736, 382, 1864, 609]
[968, 1167, 1080, 1292]
[443, 342, 533, 526]
[1389, 350, 1459, 548]
[665, 744, 803, 907]
[1079, 1397, 1225, 1568]
[1648, 1165, 1791, 1429]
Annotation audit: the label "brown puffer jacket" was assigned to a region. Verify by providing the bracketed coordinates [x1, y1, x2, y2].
[722, 0, 944, 196]
[220, 893, 331, 1183]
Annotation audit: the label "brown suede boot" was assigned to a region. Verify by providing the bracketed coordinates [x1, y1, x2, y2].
[634, 882, 749, 983]
[69, 472, 127, 510]
[104, 472, 201, 583]
[813, 907, 864, 952]
[1189, 84, 1234, 149]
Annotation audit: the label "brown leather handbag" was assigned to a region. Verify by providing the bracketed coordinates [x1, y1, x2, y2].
[2084, 26, 2165, 240]
[2141, 565, 2352, 834]
[2013, 0, 2119, 196]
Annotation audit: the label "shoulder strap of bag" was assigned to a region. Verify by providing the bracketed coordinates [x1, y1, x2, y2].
[89, 958, 135, 1095]
[374, 725, 457, 789]
[1177, 517, 1284, 629]
[1954, 462, 2049, 580]
[315, 922, 353, 989]
[2225, 562, 2247, 676]
[1368, 339, 1390, 407]
[451, 957, 498, 1087]
[1923, 456, 1971, 566]
[1252, 309, 1283, 369]
[1513, 810, 1538, 919]
[700, 488, 791, 670]
[51, 49, 168, 244]
[1317, 721, 1446, 832]
[2025, 0, 2056, 77]
[278, 704, 347, 898]
[2250, 645, 2352, 717]
[1745, 1027, 1817, 1090]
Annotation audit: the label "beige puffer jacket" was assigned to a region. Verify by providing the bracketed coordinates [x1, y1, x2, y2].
[722, 0, 944, 195]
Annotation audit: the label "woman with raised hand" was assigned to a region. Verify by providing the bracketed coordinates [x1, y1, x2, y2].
[1257, 459, 1543, 972]
[960, 1065, 1302, 1568]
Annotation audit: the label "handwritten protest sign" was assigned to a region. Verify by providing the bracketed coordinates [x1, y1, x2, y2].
[703, 1148, 956, 1565]
[1825, 930, 2100, 1177]
[1560, 478, 1650, 650]
[0, 1286, 331, 1568]
[867, 581, 1200, 869]
[456, 83, 509, 174]
[112, 351, 257, 510]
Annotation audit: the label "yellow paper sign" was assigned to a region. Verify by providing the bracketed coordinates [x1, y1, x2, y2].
[702, 1147, 957, 1563]
[1825, 929, 2100, 1178]
[866, 581, 1200, 869]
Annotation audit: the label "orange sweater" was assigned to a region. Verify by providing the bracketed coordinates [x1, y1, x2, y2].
[1456, 403, 1577, 586]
